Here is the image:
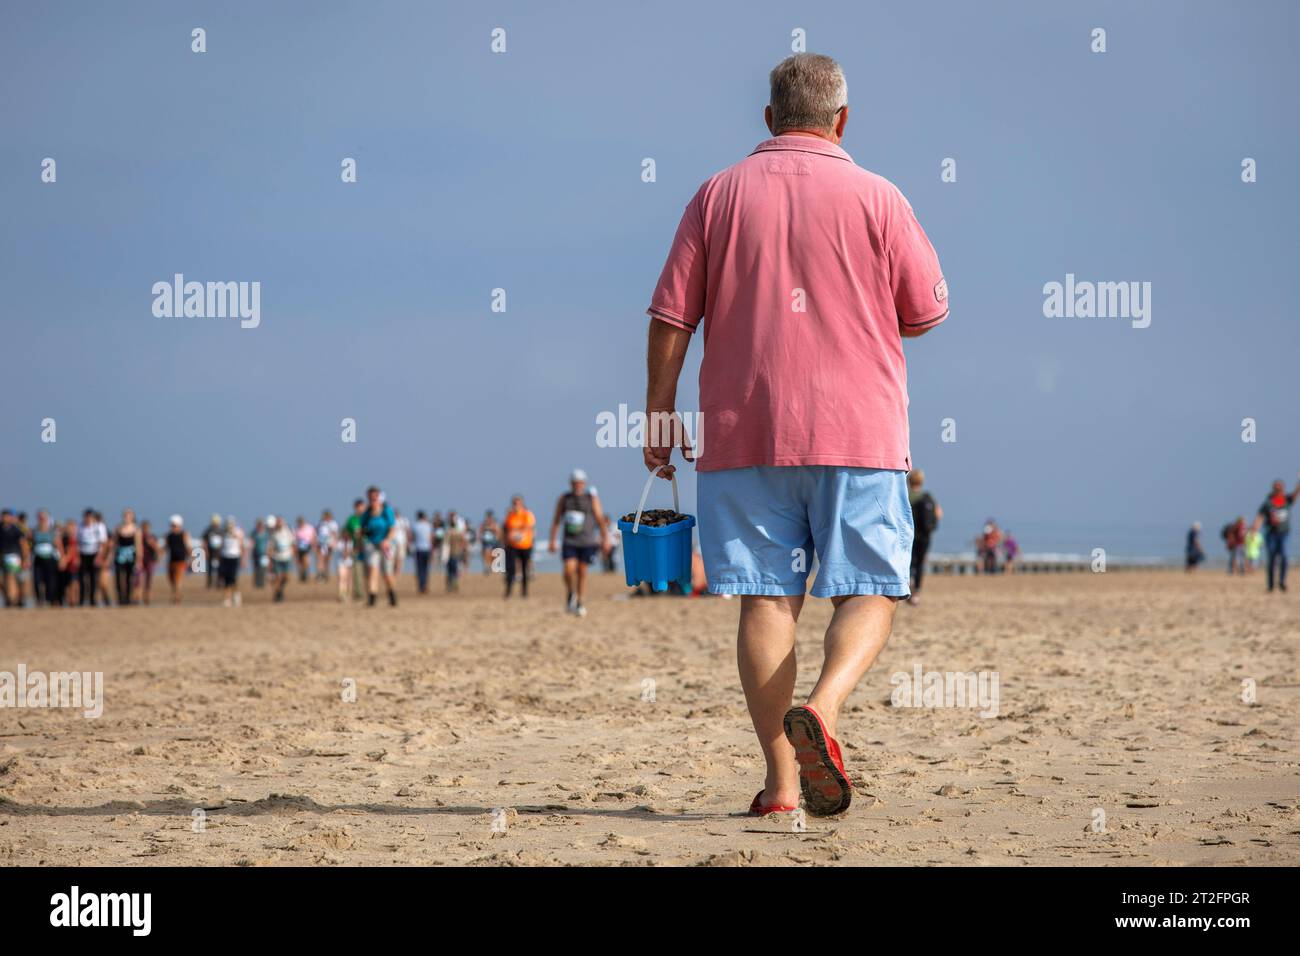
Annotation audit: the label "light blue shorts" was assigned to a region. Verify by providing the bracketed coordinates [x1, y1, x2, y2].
[697, 466, 913, 598]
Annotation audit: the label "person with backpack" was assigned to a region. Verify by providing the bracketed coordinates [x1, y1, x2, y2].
[360, 486, 398, 607]
[1222, 517, 1247, 575]
[1251, 473, 1300, 593]
[907, 470, 941, 605]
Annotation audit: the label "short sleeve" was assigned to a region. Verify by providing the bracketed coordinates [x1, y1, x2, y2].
[647, 187, 707, 333]
[888, 191, 948, 331]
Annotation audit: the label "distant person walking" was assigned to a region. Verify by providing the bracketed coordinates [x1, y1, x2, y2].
[548, 469, 610, 617]
[1185, 522, 1205, 572]
[294, 517, 316, 583]
[906, 470, 941, 605]
[165, 515, 191, 604]
[503, 495, 535, 598]
[1244, 524, 1263, 572]
[58, 518, 80, 606]
[269, 516, 295, 602]
[202, 515, 223, 589]
[13, 513, 32, 607]
[77, 509, 103, 606]
[978, 520, 1002, 575]
[479, 510, 501, 574]
[1223, 516, 1247, 575]
[0, 509, 27, 607]
[250, 518, 269, 589]
[111, 509, 142, 606]
[92, 511, 112, 605]
[335, 521, 355, 602]
[431, 511, 447, 566]
[31, 510, 62, 607]
[601, 514, 621, 573]
[137, 519, 159, 605]
[316, 510, 339, 582]
[218, 516, 244, 607]
[392, 510, 411, 584]
[1253, 474, 1299, 593]
[1002, 530, 1019, 573]
[445, 511, 467, 593]
[344, 499, 367, 601]
[412, 510, 434, 594]
[361, 486, 398, 607]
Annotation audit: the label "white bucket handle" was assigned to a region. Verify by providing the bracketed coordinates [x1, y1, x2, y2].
[632, 467, 680, 534]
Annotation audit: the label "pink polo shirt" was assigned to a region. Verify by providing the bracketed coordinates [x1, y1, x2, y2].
[647, 135, 947, 473]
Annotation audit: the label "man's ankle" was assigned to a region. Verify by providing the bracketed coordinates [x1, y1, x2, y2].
[803, 698, 840, 738]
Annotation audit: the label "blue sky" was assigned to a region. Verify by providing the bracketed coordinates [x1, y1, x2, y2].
[2, 0, 1296, 557]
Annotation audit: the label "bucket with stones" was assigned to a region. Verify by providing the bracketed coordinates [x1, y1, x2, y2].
[619, 467, 696, 593]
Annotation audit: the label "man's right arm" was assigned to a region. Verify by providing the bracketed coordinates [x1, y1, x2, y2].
[644, 187, 707, 477]
[548, 499, 563, 552]
[644, 319, 694, 478]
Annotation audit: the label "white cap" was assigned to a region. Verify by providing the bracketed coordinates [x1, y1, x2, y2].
[267, 516, 278, 528]
[571, 469, 588, 483]
[169, 514, 183, 527]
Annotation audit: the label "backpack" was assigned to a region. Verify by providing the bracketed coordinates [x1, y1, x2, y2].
[914, 494, 938, 535]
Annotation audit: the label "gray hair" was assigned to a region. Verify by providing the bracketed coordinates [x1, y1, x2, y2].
[769, 53, 847, 135]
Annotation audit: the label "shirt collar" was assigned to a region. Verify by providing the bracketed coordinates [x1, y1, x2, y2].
[751, 134, 853, 163]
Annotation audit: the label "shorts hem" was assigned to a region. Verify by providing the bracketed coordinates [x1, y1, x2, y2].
[707, 582, 806, 596]
[810, 581, 910, 598]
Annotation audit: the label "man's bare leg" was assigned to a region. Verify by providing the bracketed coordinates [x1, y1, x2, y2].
[803, 594, 898, 739]
[738, 594, 804, 808]
[562, 558, 574, 600]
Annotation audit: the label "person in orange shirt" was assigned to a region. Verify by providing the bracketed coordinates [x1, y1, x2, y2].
[503, 495, 536, 598]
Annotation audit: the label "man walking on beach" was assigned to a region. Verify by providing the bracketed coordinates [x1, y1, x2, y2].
[1252, 473, 1300, 593]
[361, 486, 398, 607]
[906, 470, 942, 605]
[643, 54, 948, 816]
[0, 509, 28, 608]
[548, 470, 611, 617]
[344, 498, 366, 601]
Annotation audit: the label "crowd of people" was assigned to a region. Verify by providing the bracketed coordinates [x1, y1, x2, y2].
[0, 471, 626, 613]
[1186, 473, 1298, 592]
[7, 468, 1294, 613]
[971, 519, 1019, 576]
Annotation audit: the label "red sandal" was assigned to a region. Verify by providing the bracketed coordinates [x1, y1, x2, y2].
[747, 790, 798, 817]
[783, 705, 852, 816]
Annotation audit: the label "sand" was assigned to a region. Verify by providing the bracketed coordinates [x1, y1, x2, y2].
[0, 569, 1295, 866]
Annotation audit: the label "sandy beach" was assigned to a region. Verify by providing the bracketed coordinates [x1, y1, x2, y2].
[0, 569, 1295, 866]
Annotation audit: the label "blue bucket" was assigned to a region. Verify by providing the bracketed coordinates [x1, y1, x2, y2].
[619, 468, 696, 593]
